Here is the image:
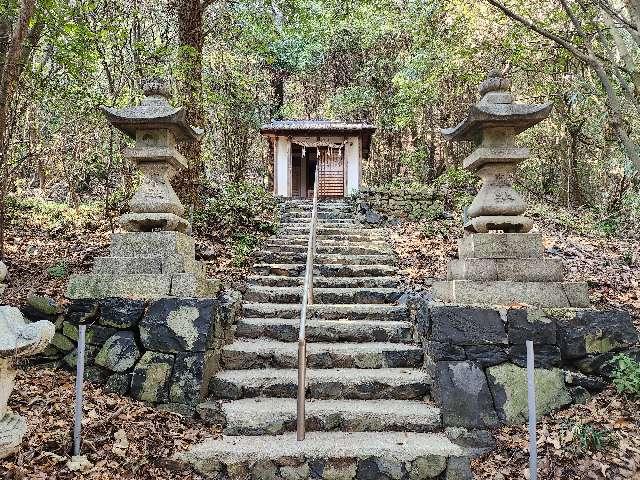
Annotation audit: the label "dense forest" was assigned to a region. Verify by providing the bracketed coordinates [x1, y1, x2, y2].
[1, 0, 639, 230]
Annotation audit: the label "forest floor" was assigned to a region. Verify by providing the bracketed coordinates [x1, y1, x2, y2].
[1, 194, 639, 479]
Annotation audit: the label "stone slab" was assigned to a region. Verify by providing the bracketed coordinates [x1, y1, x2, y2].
[433, 361, 499, 429]
[110, 231, 195, 258]
[180, 431, 463, 475]
[66, 274, 172, 299]
[457, 233, 543, 259]
[448, 258, 563, 282]
[486, 363, 571, 424]
[429, 305, 508, 346]
[432, 280, 590, 308]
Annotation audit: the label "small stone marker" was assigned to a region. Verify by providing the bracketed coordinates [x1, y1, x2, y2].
[0, 306, 55, 458]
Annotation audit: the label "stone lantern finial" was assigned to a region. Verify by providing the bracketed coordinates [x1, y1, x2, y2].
[142, 77, 171, 100]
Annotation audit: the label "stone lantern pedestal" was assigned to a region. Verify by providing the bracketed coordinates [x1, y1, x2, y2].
[0, 307, 55, 458]
[432, 71, 589, 308]
[66, 79, 219, 300]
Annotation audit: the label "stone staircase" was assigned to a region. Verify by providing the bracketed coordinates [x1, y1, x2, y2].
[182, 200, 470, 479]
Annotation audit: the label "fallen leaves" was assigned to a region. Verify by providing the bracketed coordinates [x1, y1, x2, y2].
[0, 368, 219, 479]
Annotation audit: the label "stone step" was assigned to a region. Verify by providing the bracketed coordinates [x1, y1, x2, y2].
[235, 318, 414, 343]
[92, 255, 203, 275]
[246, 275, 402, 289]
[208, 368, 430, 400]
[180, 431, 466, 479]
[267, 237, 389, 247]
[222, 340, 423, 369]
[277, 234, 388, 243]
[284, 203, 351, 211]
[244, 286, 403, 304]
[281, 226, 385, 237]
[252, 263, 398, 278]
[263, 244, 394, 256]
[255, 252, 397, 266]
[200, 398, 441, 435]
[281, 219, 357, 226]
[282, 211, 354, 220]
[242, 303, 408, 321]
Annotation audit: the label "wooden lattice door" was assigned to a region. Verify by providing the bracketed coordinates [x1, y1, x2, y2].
[318, 147, 344, 198]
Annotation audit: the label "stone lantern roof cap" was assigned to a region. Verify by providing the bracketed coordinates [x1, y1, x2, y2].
[441, 70, 552, 141]
[101, 78, 204, 142]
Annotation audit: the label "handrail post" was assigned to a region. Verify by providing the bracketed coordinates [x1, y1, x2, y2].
[297, 168, 319, 441]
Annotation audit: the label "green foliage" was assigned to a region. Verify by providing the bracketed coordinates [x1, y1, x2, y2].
[47, 261, 68, 279]
[194, 182, 279, 250]
[434, 167, 478, 213]
[611, 354, 640, 398]
[570, 423, 612, 452]
[231, 233, 259, 267]
[5, 195, 103, 231]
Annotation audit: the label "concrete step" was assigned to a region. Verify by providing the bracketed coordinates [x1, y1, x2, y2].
[235, 318, 414, 343]
[244, 286, 403, 304]
[181, 431, 465, 478]
[281, 219, 357, 226]
[208, 368, 430, 400]
[267, 237, 389, 247]
[263, 244, 394, 256]
[284, 202, 351, 212]
[242, 303, 408, 321]
[246, 275, 402, 289]
[252, 263, 398, 278]
[255, 252, 397, 266]
[282, 211, 354, 220]
[199, 398, 441, 435]
[281, 226, 385, 237]
[222, 340, 423, 369]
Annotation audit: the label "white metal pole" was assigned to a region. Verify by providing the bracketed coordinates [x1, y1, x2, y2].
[73, 324, 86, 456]
[526, 340, 537, 480]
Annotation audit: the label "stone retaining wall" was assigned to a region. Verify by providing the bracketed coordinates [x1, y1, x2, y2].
[24, 292, 241, 414]
[411, 301, 639, 430]
[355, 187, 444, 222]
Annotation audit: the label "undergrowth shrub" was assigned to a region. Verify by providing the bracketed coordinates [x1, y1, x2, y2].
[611, 354, 640, 397]
[194, 182, 279, 263]
[570, 423, 613, 452]
[5, 194, 104, 231]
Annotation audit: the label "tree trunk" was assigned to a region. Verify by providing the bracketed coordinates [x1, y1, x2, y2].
[0, 0, 37, 259]
[171, 0, 206, 207]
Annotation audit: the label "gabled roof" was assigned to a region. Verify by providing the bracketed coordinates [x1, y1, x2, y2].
[260, 120, 376, 135]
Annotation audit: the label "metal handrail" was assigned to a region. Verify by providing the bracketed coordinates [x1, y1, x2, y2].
[297, 168, 319, 441]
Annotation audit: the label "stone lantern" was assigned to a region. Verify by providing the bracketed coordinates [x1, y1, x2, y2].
[433, 71, 590, 308]
[101, 78, 203, 233]
[0, 307, 55, 458]
[66, 79, 218, 299]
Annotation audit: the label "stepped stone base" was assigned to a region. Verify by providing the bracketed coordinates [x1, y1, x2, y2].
[432, 280, 590, 308]
[180, 431, 467, 479]
[67, 231, 219, 299]
[434, 233, 590, 308]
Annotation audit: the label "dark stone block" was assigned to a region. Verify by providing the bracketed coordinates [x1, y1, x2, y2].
[423, 341, 466, 362]
[85, 325, 120, 346]
[508, 344, 561, 368]
[66, 299, 99, 325]
[557, 310, 638, 360]
[85, 365, 110, 384]
[464, 345, 508, 367]
[130, 351, 175, 403]
[170, 351, 214, 405]
[95, 331, 141, 372]
[433, 361, 499, 429]
[99, 298, 146, 328]
[564, 370, 607, 392]
[429, 306, 507, 346]
[445, 427, 496, 457]
[356, 457, 389, 480]
[507, 309, 556, 344]
[105, 373, 131, 395]
[140, 298, 217, 353]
